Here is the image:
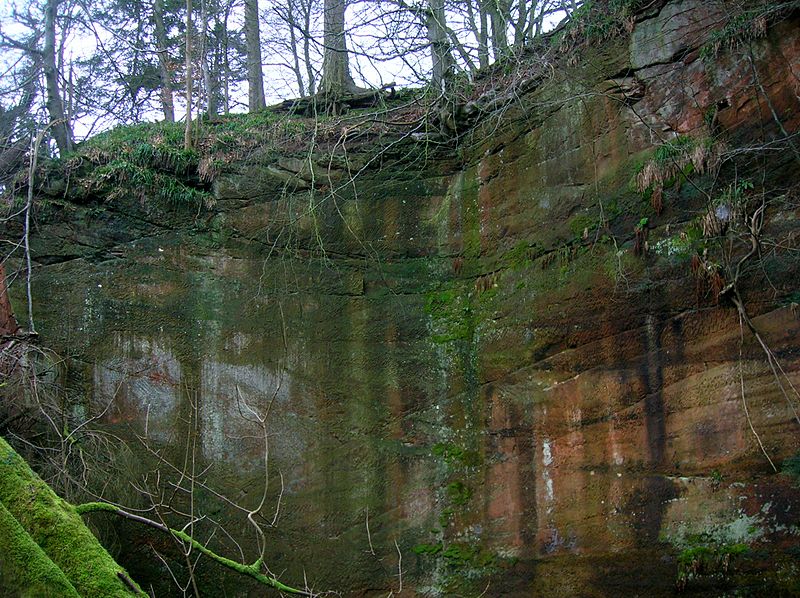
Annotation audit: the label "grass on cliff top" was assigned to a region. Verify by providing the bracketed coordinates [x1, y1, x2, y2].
[553, 0, 645, 51]
[51, 111, 304, 209]
[74, 88, 424, 168]
[49, 91, 427, 210]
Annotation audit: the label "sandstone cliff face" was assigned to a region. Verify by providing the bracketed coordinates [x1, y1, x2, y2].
[8, 1, 800, 595]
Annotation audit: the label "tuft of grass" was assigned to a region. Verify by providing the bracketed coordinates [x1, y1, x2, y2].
[445, 480, 473, 506]
[635, 136, 725, 214]
[676, 541, 749, 591]
[700, 0, 800, 60]
[432, 442, 480, 467]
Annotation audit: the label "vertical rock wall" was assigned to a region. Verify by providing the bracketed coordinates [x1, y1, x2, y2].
[7, 1, 800, 595]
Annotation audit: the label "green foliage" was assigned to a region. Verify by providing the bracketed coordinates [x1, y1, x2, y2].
[714, 179, 753, 208]
[652, 135, 696, 165]
[57, 120, 213, 210]
[412, 542, 443, 556]
[50, 109, 321, 212]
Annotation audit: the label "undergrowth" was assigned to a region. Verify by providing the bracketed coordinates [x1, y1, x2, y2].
[635, 135, 725, 214]
[701, 0, 800, 60]
[676, 541, 749, 591]
[557, 0, 647, 52]
[40, 96, 423, 213]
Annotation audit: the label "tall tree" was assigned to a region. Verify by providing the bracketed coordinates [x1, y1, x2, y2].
[154, 0, 175, 122]
[184, 0, 193, 149]
[44, 0, 73, 154]
[426, 0, 454, 93]
[286, 0, 306, 95]
[320, 0, 357, 100]
[244, 0, 266, 111]
[487, 0, 510, 58]
[264, 0, 319, 97]
[199, 0, 214, 115]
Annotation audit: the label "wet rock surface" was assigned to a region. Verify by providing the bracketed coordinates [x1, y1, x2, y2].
[8, 1, 800, 595]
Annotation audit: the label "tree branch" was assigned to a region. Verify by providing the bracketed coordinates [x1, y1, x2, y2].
[75, 502, 313, 596]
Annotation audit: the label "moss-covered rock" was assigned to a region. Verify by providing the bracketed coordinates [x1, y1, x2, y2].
[0, 437, 144, 597]
[0, 501, 80, 597]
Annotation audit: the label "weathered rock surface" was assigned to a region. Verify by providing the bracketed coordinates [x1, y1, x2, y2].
[6, 1, 800, 596]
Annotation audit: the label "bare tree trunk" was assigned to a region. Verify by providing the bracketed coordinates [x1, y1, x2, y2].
[302, 0, 315, 94]
[200, 0, 216, 116]
[43, 0, 72, 154]
[208, 13, 222, 116]
[245, 0, 266, 111]
[321, 0, 357, 101]
[487, 0, 510, 58]
[514, 0, 535, 48]
[286, 0, 305, 96]
[427, 0, 453, 93]
[477, 0, 489, 68]
[154, 0, 175, 122]
[185, 0, 193, 149]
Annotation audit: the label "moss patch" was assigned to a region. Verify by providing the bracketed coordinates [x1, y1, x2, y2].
[0, 436, 144, 597]
[0, 500, 80, 597]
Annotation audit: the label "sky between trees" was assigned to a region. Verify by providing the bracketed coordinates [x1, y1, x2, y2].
[0, 0, 578, 161]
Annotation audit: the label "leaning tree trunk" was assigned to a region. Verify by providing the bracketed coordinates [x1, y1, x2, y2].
[244, 0, 266, 111]
[0, 501, 80, 597]
[43, 0, 73, 155]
